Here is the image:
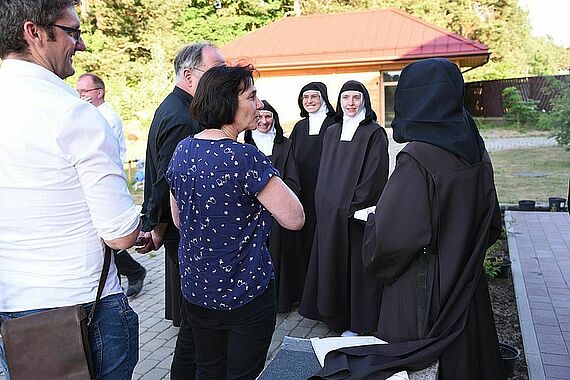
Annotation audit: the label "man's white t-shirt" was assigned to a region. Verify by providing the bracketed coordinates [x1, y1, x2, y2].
[0, 59, 140, 312]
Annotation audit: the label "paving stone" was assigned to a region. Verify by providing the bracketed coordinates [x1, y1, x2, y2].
[147, 347, 174, 362]
[134, 358, 160, 374]
[141, 368, 169, 380]
[557, 315, 570, 324]
[155, 326, 180, 340]
[271, 328, 288, 342]
[537, 333, 567, 346]
[164, 336, 178, 348]
[290, 326, 311, 338]
[544, 364, 570, 378]
[156, 355, 174, 370]
[141, 338, 167, 352]
[541, 353, 570, 367]
[298, 319, 318, 328]
[554, 307, 570, 315]
[148, 320, 173, 333]
[278, 318, 300, 330]
[140, 317, 162, 329]
[139, 330, 160, 345]
[139, 347, 155, 361]
[531, 301, 555, 311]
[538, 341, 569, 355]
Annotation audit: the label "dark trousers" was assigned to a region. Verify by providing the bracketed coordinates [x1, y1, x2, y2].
[166, 241, 197, 380]
[171, 305, 197, 380]
[184, 281, 277, 380]
[114, 249, 145, 279]
[165, 241, 182, 326]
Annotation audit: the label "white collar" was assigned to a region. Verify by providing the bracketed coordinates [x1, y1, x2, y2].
[251, 124, 276, 156]
[340, 92, 366, 141]
[308, 95, 329, 135]
[0, 59, 78, 98]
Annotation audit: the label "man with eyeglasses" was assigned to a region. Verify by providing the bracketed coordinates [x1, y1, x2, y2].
[0, 1, 141, 379]
[77, 73, 148, 298]
[137, 42, 224, 380]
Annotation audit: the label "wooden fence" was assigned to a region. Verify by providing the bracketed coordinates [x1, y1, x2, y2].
[464, 74, 569, 117]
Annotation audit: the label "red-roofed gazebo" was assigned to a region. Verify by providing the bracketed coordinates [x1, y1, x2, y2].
[222, 8, 489, 127]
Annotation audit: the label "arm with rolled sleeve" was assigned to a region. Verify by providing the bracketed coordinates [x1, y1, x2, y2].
[57, 102, 140, 249]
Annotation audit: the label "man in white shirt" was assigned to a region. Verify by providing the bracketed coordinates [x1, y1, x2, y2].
[77, 72, 148, 298]
[76, 73, 127, 162]
[0, 1, 141, 378]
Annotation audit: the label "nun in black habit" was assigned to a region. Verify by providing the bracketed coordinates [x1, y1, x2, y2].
[244, 100, 304, 312]
[289, 82, 337, 267]
[299, 80, 388, 334]
[310, 59, 505, 379]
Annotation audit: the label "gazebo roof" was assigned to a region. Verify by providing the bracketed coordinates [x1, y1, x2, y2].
[221, 8, 490, 71]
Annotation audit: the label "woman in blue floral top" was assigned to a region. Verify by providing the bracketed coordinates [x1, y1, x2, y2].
[166, 65, 304, 379]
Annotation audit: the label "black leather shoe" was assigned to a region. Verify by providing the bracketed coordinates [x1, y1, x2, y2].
[126, 268, 146, 298]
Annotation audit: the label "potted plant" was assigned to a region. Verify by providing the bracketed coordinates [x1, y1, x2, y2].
[499, 342, 520, 378]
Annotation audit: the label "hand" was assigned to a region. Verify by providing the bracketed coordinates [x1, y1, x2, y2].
[80, 95, 93, 103]
[134, 223, 168, 254]
[134, 231, 154, 254]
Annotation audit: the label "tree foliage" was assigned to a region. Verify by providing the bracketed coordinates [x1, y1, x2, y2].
[502, 87, 540, 128]
[539, 80, 570, 149]
[69, 0, 570, 146]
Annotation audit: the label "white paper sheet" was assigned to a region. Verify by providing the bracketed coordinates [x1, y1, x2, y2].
[353, 206, 376, 221]
[310, 336, 409, 379]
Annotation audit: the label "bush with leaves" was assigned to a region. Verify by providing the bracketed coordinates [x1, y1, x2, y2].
[502, 87, 540, 128]
[539, 80, 570, 149]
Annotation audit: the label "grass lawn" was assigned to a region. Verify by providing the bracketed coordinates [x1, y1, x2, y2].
[490, 146, 570, 204]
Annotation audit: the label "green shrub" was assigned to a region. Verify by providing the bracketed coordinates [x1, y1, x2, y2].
[539, 80, 570, 149]
[484, 256, 501, 279]
[484, 239, 503, 279]
[502, 87, 540, 128]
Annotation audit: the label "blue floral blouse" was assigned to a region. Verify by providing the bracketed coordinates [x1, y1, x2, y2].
[166, 137, 278, 310]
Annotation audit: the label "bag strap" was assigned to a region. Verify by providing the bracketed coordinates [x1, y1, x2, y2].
[87, 244, 112, 325]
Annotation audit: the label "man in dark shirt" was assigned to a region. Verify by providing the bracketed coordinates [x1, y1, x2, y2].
[137, 42, 224, 380]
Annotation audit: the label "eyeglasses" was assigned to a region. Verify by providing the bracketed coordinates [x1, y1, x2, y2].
[53, 24, 82, 42]
[192, 67, 205, 73]
[77, 88, 102, 95]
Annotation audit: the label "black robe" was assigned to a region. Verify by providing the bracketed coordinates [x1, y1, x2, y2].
[245, 101, 304, 312]
[142, 86, 201, 324]
[267, 139, 304, 312]
[311, 142, 505, 380]
[299, 121, 388, 333]
[290, 82, 337, 267]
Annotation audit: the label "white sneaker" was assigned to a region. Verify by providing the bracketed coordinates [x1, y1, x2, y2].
[341, 330, 358, 337]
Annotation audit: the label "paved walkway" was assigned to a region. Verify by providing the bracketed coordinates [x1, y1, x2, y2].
[506, 211, 570, 380]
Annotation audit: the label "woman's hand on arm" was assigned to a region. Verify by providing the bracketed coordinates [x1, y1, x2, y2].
[257, 176, 305, 231]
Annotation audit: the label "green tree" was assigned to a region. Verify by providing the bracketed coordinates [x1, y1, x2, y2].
[539, 80, 570, 149]
[176, 0, 292, 46]
[502, 87, 540, 128]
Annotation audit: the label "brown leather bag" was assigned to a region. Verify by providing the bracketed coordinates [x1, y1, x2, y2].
[0, 246, 111, 380]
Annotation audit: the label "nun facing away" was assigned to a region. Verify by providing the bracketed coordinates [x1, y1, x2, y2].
[299, 80, 388, 335]
[311, 59, 505, 380]
[244, 100, 304, 313]
[289, 82, 337, 267]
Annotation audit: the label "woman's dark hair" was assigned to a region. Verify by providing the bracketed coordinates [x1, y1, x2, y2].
[191, 65, 256, 130]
